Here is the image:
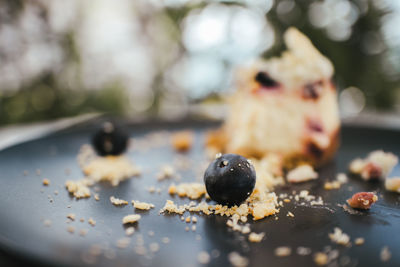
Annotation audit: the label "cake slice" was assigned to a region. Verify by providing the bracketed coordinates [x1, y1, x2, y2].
[207, 28, 340, 167]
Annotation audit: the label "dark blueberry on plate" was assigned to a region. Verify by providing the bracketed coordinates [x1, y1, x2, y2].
[92, 121, 129, 156]
[204, 154, 256, 206]
[254, 71, 279, 88]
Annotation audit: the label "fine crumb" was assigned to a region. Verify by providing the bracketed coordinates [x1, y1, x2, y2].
[355, 237, 365, 246]
[248, 232, 265, 243]
[286, 165, 318, 183]
[80, 218, 85, 223]
[192, 225, 197, 231]
[67, 213, 76, 221]
[36, 169, 41, 176]
[79, 229, 88, 236]
[168, 183, 206, 199]
[43, 219, 52, 227]
[380, 246, 391, 262]
[88, 218, 96, 226]
[162, 237, 170, 244]
[274, 246, 291, 257]
[94, 194, 100, 201]
[324, 173, 348, 190]
[132, 200, 155, 210]
[122, 214, 141, 224]
[192, 216, 198, 223]
[54, 190, 59, 195]
[125, 227, 135, 236]
[328, 228, 350, 246]
[197, 251, 211, 264]
[228, 252, 249, 267]
[67, 226, 75, 234]
[42, 178, 50, 186]
[157, 165, 175, 180]
[297, 247, 312, 256]
[314, 252, 329, 266]
[110, 196, 128, 206]
[171, 131, 194, 152]
[185, 216, 191, 223]
[148, 231, 155, 237]
[287, 211, 294, 217]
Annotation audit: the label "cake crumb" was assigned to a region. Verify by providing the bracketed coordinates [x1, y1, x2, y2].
[88, 218, 96, 226]
[65, 180, 91, 199]
[328, 227, 350, 246]
[125, 227, 135, 236]
[171, 131, 194, 152]
[67, 213, 76, 221]
[67, 226, 75, 234]
[192, 216, 198, 223]
[355, 237, 365, 245]
[42, 178, 50, 186]
[274, 246, 291, 257]
[168, 183, 206, 199]
[94, 194, 100, 201]
[346, 192, 378, 210]
[80, 218, 85, 222]
[297, 247, 312, 256]
[228, 252, 249, 267]
[79, 229, 88, 236]
[162, 237, 170, 244]
[185, 216, 191, 223]
[287, 211, 294, 217]
[385, 177, 400, 193]
[287, 165, 318, 183]
[192, 225, 197, 231]
[380, 246, 391, 262]
[43, 219, 52, 227]
[324, 173, 348, 190]
[149, 242, 160, 252]
[160, 200, 186, 214]
[314, 252, 328, 266]
[122, 214, 141, 224]
[157, 165, 175, 180]
[197, 251, 210, 264]
[132, 200, 155, 210]
[248, 232, 265, 243]
[110, 196, 128, 206]
[349, 150, 398, 180]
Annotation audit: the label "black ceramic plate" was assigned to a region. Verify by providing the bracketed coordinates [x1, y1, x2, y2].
[0, 120, 399, 267]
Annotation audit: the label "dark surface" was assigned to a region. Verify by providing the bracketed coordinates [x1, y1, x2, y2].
[0, 120, 400, 267]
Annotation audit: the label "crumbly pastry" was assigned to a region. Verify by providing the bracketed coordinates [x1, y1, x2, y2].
[207, 28, 340, 167]
[349, 150, 398, 180]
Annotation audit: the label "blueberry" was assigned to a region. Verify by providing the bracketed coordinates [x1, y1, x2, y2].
[204, 154, 256, 206]
[92, 121, 129, 156]
[255, 71, 279, 88]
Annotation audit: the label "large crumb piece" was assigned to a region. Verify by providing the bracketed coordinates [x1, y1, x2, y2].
[346, 192, 378, 210]
[328, 227, 350, 246]
[385, 177, 400, 193]
[228, 252, 249, 267]
[286, 165, 318, 183]
[249, 192, 279, 220]
[65, 180, 91, 199]
[79, 145, 141, 186]
[248, 232, 265, 243]
[132, 200, 155, 210]
[171, 131, 194, 152]
[314, 252, 328, 266]
[380, 246, 391, 262]
[122, 214, 141, 224]
[160, 200, 186, 214]
[168, 183, 206, 199]
[349, 150, 398, 180]
[110, 196, 129, 206]
[274, 246, 291, 257]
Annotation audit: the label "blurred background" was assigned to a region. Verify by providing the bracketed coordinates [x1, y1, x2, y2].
[0, 0, 400, 125]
